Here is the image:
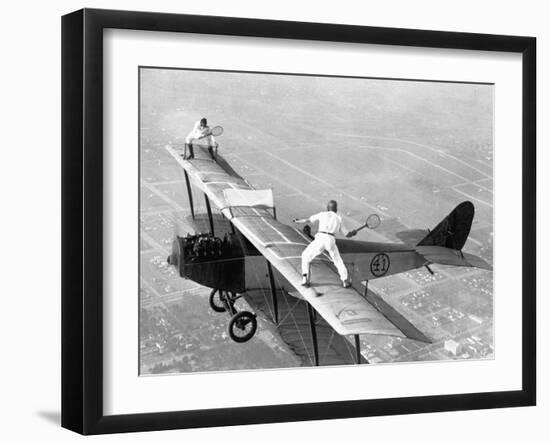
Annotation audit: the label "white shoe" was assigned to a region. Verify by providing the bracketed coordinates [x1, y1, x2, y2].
[301, 275, 310, 287]
[342, 280, 351, 288]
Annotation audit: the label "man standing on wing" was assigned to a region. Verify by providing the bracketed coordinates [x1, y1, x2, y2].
[294, 200, 357, 288]
[184, 117, 218, 159]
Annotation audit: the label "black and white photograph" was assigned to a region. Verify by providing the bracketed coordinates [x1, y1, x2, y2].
[139, 67, 494, 375]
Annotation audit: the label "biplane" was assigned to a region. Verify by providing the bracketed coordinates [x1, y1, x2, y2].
[164, 140, 492, 365]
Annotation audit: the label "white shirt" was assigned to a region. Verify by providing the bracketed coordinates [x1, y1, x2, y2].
[308, 211, 349, 235]
[185, 120, 216, 143]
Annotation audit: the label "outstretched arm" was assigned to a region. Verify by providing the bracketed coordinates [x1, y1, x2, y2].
[293, 213, 318, 224]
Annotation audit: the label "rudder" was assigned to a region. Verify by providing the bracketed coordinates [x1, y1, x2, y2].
[417, 201, 474, 251]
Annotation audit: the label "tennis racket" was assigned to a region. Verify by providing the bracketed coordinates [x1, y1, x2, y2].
[354, 213, 381, 233]
[199, 125, 224, 138]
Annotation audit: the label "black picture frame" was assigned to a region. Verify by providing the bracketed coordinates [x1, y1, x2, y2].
[61, 8, 536, 435]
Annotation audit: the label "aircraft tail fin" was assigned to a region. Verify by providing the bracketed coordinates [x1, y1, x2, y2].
[415, 201, 492, 271]
[417, 201, 474, 250]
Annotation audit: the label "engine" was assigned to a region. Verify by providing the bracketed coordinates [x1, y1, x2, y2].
[167, 232, 246, 293]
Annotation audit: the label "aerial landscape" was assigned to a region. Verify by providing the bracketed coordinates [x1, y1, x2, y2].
[139, 68, 494, 374]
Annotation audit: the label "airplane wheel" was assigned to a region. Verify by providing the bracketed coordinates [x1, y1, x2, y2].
[228, 311, 257, 343]
[209, 289, 226, 313]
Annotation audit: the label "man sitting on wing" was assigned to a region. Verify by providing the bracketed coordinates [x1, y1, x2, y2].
[293, 200, 357, 288]
[184, 117, 218, 160]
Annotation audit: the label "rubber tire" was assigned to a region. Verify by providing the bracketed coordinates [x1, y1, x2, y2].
[209, 289, 226, 313]
[228, 311, 257, 343]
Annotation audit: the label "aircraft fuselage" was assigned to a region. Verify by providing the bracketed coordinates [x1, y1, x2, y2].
[167, 215, 426, 296]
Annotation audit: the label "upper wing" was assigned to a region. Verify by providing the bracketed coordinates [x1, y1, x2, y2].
[166, 146, 426, 340]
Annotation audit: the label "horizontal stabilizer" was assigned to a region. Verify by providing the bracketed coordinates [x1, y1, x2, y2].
[416, 246, 492, 271]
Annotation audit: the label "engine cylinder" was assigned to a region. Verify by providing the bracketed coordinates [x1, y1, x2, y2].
[168, 233, 246, 293]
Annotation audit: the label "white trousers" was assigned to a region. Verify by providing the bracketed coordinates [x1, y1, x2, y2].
[185, 134, 216, 146]
[301, 233, 348, 281]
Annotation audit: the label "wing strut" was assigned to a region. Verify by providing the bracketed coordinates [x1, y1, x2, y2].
[354, 335, 367, 364]
[204, 194, 214, 235]
[266, 261, 279, 325]
[307, 303, 320, 366]
[184, 170, 195, 219]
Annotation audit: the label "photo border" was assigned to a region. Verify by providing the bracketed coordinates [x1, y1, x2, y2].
[61, 8, 536, 435]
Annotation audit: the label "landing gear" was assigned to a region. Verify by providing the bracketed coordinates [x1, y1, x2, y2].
[209, 288, 229, 313]
[228, 311, 257, 343]
[209, 288, 257, 343]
